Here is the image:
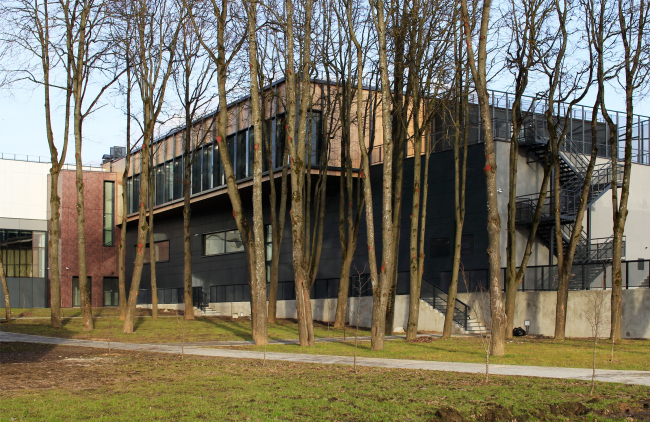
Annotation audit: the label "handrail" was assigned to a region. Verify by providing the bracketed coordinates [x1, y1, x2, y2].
[420, 277, 470, 331]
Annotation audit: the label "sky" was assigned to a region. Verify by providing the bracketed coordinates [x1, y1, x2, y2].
[0, 71, 648, 168]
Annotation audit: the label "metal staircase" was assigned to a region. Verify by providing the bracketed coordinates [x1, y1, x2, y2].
[515, 123, 623, 269]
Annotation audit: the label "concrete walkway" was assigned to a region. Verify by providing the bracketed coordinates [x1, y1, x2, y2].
[1, 332, 649, 387]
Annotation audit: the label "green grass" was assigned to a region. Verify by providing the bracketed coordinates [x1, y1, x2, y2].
[1, 342, 648, 421]
[0, 310, 369, 344]
[230, 336, 650, 371]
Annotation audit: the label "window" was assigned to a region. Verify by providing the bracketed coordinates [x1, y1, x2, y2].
[191, 150, 202, 194]
[461, 234, 475, 256]
[72, 276, 91, 307]
[126, 174, 140, 214]
[173, 156, 184, 200]
[103, 181, 115, 246]
[142, 240, 170, 263]
[212, 143, 223, 187]
[103, 277, 119, 306]
[203, 230, 245, 256]
[237, 131, 247, 178]
[202, 145, 212, 191]
[275, 115, 286, 169]
[430, 237, 450, 258]
[0, 230, 45, 278]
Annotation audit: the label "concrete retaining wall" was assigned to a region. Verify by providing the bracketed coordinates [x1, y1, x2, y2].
[141, 289, 650, 338]
[457, 289, 650, 338]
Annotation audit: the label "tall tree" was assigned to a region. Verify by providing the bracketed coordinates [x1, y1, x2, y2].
[606, 0, 649, 340]
[123, 0, 182, 334]
[542, 0, 593, 340]
[404, 0, 454, 341]
[459, 0, 507, 355]
[173, 7, 216, 321]
[1, 0, 73, 328]
[188, 0, 268, 344]
[503, 0, 554, 339]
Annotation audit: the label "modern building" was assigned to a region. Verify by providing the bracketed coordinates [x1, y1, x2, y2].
[2, 81, 649, 338]
[0, 154, 120, 309]
[108, 81, 649, 336]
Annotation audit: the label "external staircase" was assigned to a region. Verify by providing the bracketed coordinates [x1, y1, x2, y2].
[420, 278, 489, 335]
[515, 121, 625, 288]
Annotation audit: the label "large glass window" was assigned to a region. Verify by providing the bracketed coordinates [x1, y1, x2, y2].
[191, 150, 202, 194]
[103, 181, 115, 246]
[203, 229, 244, 256]
[212, 143, 223, 187]
[0, 230, 43, 278]
[155, 164, 165, 205]
[165, 160, 173, 203]
[173, 156, 184, 200]
[202, 145, 212, 191]
[103, 277, 119, 306]
[127, 174, 141, 214]
[237, 131, 247, 178]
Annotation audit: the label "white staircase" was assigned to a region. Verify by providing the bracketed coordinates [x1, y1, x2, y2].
[194, 306, 220, 317]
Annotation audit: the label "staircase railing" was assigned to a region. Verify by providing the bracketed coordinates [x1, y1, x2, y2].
[420, 277, 470, 331]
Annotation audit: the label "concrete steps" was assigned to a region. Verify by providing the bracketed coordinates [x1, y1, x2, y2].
[194, 306, 220, 317]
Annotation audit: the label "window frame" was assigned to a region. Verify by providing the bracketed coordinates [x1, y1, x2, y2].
[202, 229, 245, 257]
[103, 181, 115, 246]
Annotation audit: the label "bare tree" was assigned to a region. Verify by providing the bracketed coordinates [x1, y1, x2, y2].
[187, 0, 269, 344]
[459, 0, 507, 355]
[403, 0, 455, 341]
[443, 18, 470, 338]
[172, 5, 216, 321]
[1, 0, 72, 328]
[503, 0, 554, 340]
[542, 0, 594, 340]
[606, 0, 649, 341]
[583, 288, 608, 395]
[122, 0, 182, 334]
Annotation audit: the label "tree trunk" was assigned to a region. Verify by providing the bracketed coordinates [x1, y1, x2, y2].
[148, 149, 158, 320]
[74, 102, 93, 332]
[1, 254, 10, 322]
[183, 122, 194, 321]
[118, 66, 131, 321]
[123, 134, 151, 334]
[245, 0, 269, 345]
[49, 169, 63, 329]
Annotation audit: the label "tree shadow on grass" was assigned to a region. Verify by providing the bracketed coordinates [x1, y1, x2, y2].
[195, 316, 253, 341]
[0, 342, 58, 363]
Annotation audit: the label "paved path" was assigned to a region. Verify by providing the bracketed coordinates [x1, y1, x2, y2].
[2, 332, 649, 387]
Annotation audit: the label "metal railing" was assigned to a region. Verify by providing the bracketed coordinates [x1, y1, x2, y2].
[0, 152, 108, 171]
[421, 277, 470, 331]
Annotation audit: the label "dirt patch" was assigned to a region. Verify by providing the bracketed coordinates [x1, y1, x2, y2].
[483, 404, 515, 422]
[596, 398, 650, 421]
[0, 342, 134, 391]
[549, 401, 589, 417]
[17, 311, 34, 318]
[431, 406, 465, 421]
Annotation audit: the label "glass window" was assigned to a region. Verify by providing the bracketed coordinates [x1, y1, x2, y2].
[103, 181, 115, 246]
[204, 232, 226, 256]
[103, 277, 119, 306]
[225, 230, 245, 253]
[237, 131, 247, 178]
[165, 161, 173, 203]
[247, 128, 255, 176]
[155, 164, 164, 205]
[202, 145, 212, 191]
[212, 143, 223, 187]
[202, 230, 245, 256]
[32, 231, 46, 278]
[72, 276, 91, 307]
[173, 156, 184, 200]
[307, 112, 322, 166]
[192, 149, 202, 194]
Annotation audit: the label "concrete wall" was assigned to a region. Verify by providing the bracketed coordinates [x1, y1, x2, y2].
[590, 159, 650, 260]
[206, 295, 463, 334]
[458, 289, 650, 338]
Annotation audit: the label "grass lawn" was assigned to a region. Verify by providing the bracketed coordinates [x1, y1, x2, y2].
[1, 342, 648, 421]
[229, 336, 650, 371]
[0, 310, 369, 344]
